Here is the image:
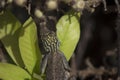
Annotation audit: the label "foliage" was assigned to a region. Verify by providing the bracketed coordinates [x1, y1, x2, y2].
[19, 17, 41, 74]
[0, 63, 31, 80]
[0, 10, 80, 80]
[0, 11, 42, 80]
[57, 13, 80, 61]
[0, 11, 24, 66]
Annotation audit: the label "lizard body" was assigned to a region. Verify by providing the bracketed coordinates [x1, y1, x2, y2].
[39, 19, 74, 80]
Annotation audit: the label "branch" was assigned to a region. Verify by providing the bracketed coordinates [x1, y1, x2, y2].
[114, 0, 120, 13]
[77, 58, 117, 79]
[60, 0, 103, 12]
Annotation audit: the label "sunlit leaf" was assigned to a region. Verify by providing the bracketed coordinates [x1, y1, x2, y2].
[19, 17, 41, 74]
[0, 11, 24, 67]
[0, 63, 31, 80]
[56, 13, 80, 61]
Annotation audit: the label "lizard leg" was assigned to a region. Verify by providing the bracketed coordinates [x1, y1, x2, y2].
[59, 51, 71, 71]
[64, 71, 76, 80]
[59, 51, 77, 80]
[40, 54, 49, 74]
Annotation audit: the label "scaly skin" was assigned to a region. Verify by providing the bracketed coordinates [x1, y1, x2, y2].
[46, 51, 70, 80]
[39, 20, 75, 80]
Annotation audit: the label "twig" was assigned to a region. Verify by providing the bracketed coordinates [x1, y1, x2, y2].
[78, 58, 117, 79]
[102, 0, 107, 11]
[114, 0, 120, 13]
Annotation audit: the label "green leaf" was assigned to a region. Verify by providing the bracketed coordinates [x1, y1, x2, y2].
[0, 63, 31, 80]
[0, 11, 24, 67]
[19, 17, 41, 74]
[56, 14, 80, 61]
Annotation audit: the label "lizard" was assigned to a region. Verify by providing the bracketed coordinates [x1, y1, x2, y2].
[38, 16, 76, 80]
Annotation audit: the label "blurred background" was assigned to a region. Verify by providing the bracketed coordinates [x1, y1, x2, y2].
[0, 0, 119, 80]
